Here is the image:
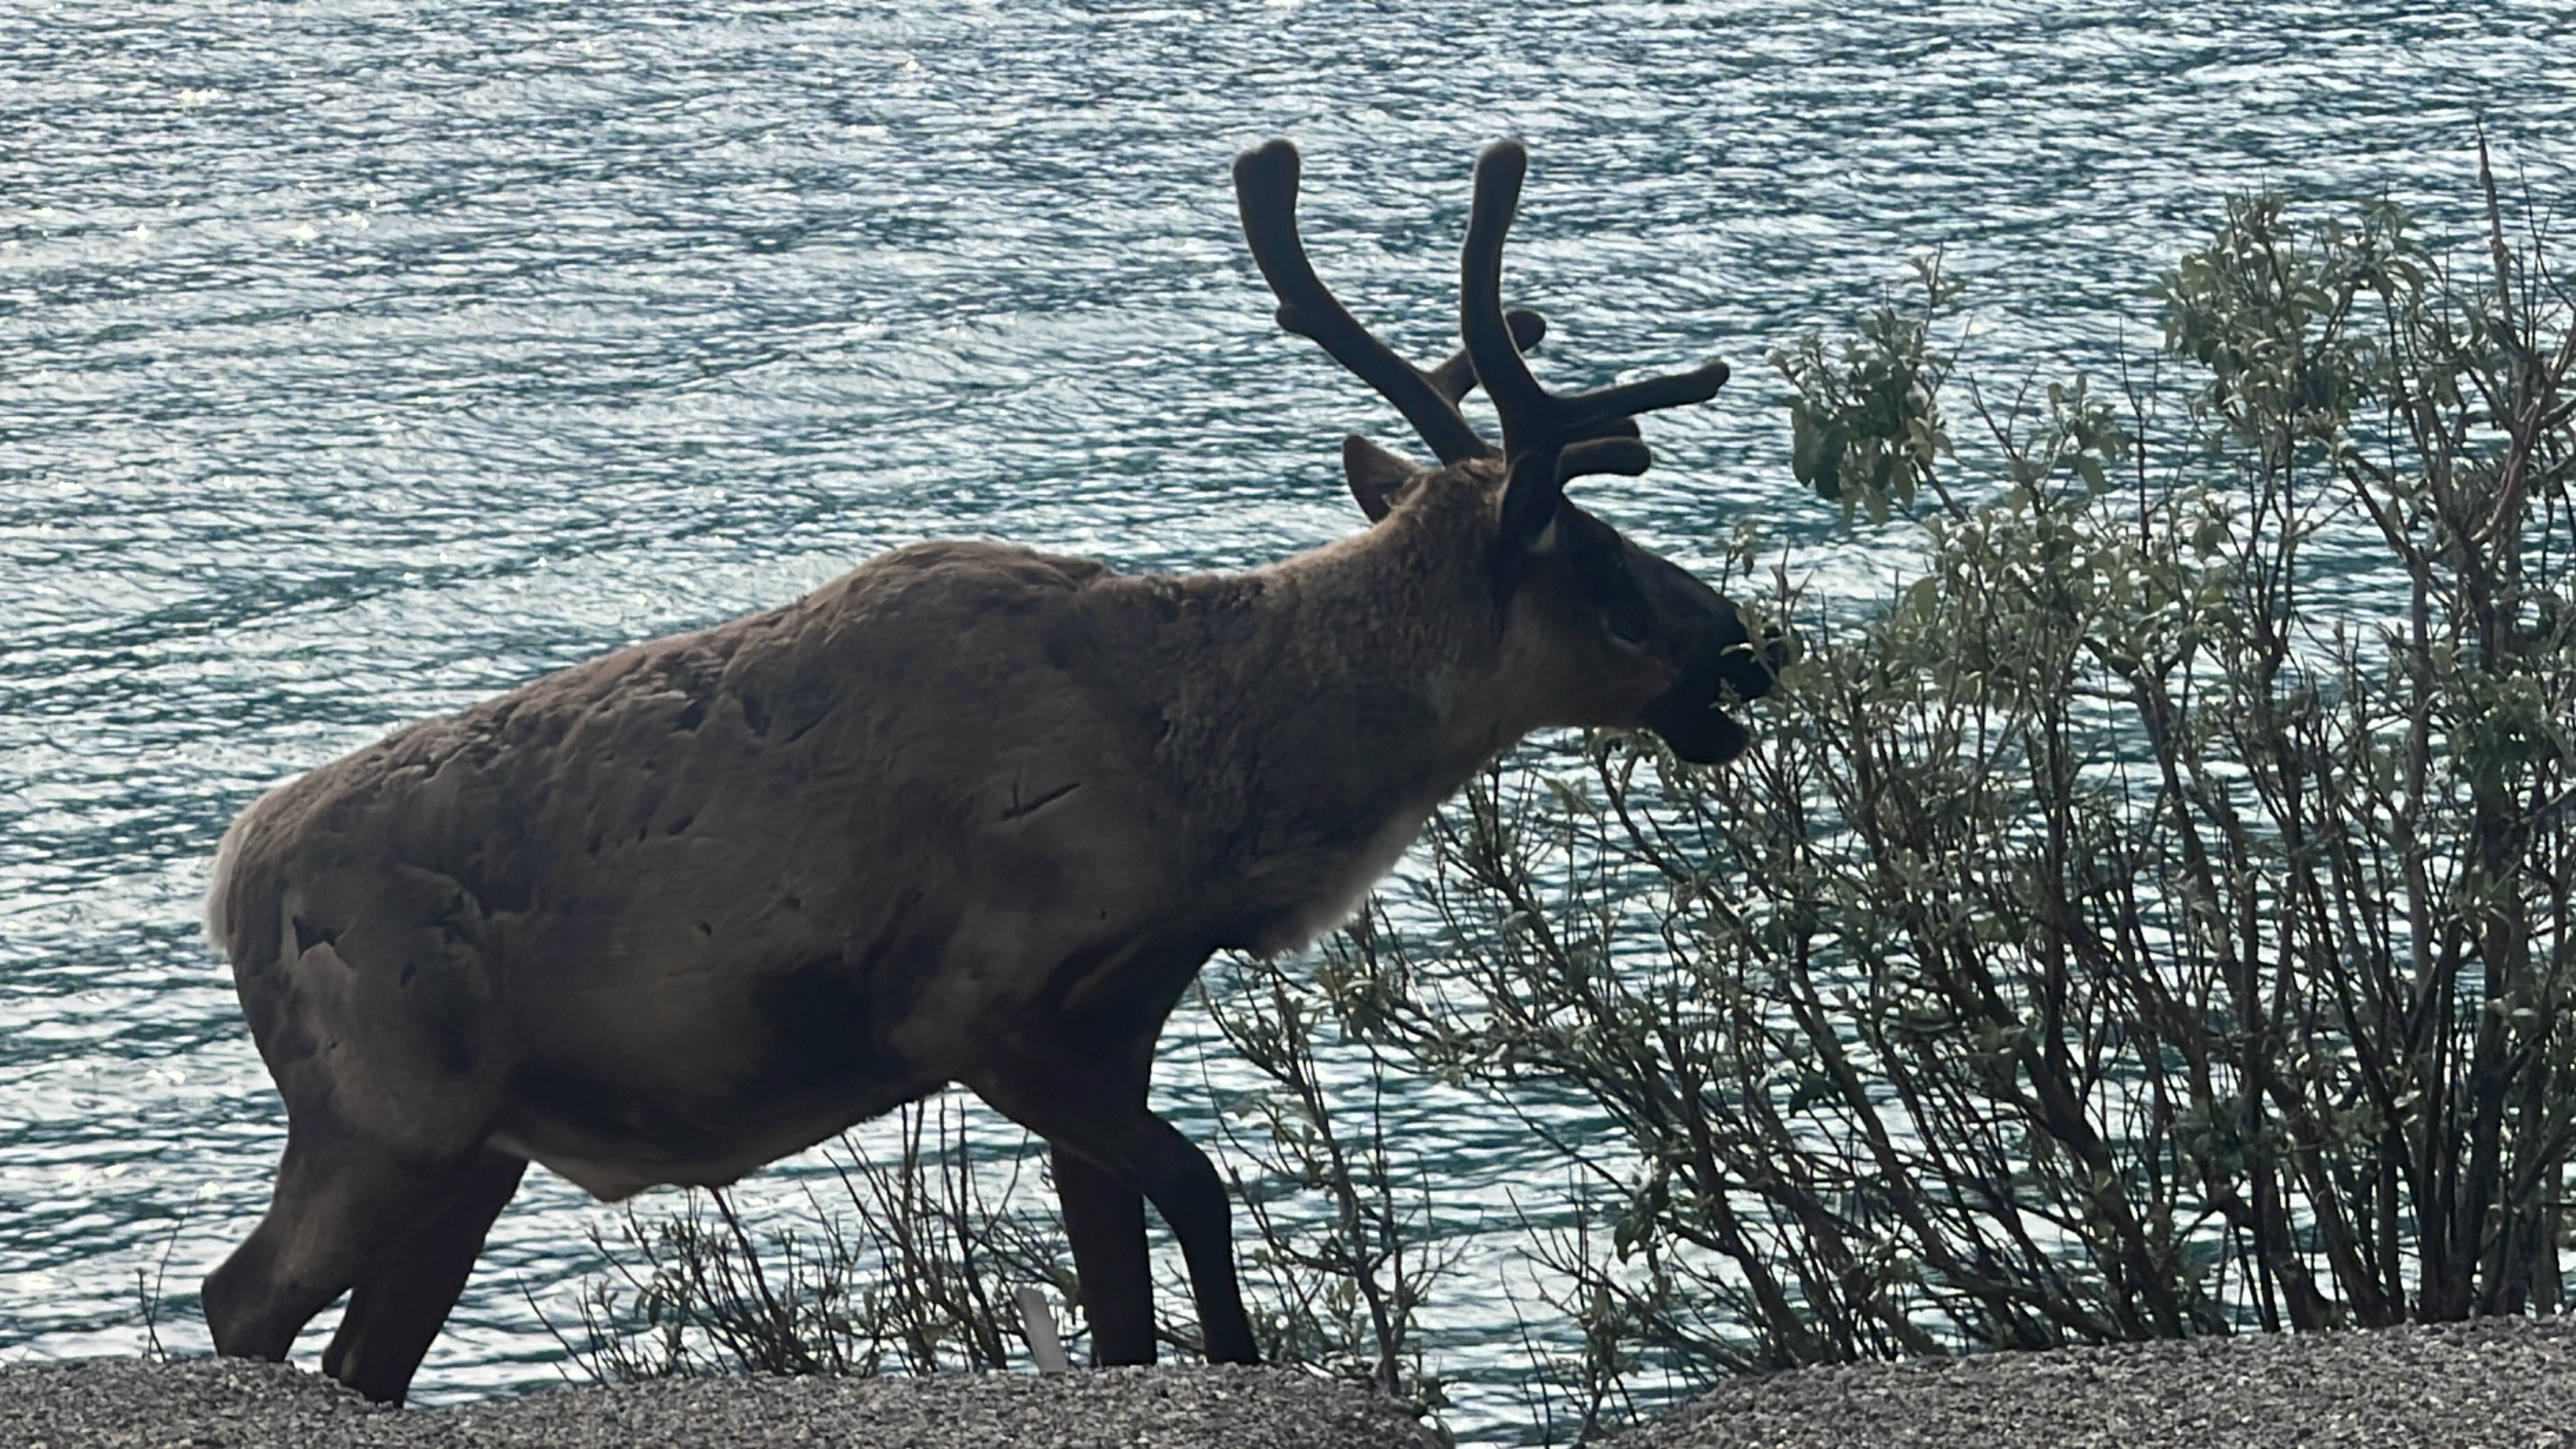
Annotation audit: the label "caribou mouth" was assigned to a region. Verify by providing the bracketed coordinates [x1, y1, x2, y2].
[1639, 637, 1778, 765]
[1639, 690, 1750, 765]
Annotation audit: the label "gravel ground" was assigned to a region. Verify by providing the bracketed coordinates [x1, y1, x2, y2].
[0, 1359, 1443, 1449]
[8, 1319, 2574, 1448]
[1622, 1316, 2576, 1449]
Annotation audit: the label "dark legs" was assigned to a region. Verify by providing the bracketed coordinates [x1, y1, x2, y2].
[204, 1121, 410, 1364]
[982, 1046, 1259, 1368]
[321, 1147, 527, 1403]
[1054, 1145, 1156, 1363]
[1122, 1112, 1256, 1365]
[1050, 1121, 1258, 1366]
[203, 1121, 525, 1405]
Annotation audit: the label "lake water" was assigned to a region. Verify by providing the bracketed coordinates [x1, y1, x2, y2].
[4, 1, 2570, 1442]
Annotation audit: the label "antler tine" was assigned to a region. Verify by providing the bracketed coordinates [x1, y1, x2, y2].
[1233, 140, 1496, 466]
[1463, 140, 1731, 459]
[1461, 142, 1545, 449]
[1424, 308, 1546, 405]
[1557, 436, 1653, 485]
[1440, 305, 1643, 447]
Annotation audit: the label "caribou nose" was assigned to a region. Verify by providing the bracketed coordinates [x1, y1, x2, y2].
[1717, 637, 1778, 702]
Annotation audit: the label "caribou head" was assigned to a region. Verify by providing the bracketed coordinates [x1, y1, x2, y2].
[197, 139, 1773, 1406]
[1233, 138, 1773, 765]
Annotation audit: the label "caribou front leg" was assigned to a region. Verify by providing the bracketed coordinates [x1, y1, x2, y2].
[976, 1038, 1258, 1367]
[1049, 1112, 1256, 1365]
[1052, 1143, 1156, 1363]
[1125, 1112, 1258, 1364]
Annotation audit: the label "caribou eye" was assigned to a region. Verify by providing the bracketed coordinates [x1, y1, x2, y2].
[1558, 517, 1652, 642]
[1583, 556, 1653, 643]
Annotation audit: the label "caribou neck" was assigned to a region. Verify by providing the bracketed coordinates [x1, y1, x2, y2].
[1133, 494, 1523, 955]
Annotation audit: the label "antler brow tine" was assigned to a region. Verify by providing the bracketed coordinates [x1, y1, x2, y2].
[1233, 140, 1497, 465]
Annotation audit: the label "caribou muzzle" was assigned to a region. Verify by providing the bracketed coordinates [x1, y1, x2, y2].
[1638, 619, 1780, 766]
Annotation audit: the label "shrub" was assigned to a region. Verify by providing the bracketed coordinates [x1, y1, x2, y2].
[1326, 140, 2575, 1427]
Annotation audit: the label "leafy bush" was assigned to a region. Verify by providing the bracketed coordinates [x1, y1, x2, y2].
[1327, 141, 2574, 1429]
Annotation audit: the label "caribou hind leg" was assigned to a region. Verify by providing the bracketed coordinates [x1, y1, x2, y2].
[201, 1117, 509, 1402]
[319, 1146, 527, 1403]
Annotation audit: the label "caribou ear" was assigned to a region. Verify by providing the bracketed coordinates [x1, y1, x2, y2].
[1341, 433, 1426, 522]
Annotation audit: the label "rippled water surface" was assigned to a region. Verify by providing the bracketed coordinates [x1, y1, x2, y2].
[4, 1, 2571, 1441]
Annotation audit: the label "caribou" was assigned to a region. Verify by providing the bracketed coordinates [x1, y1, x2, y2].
[199, 138, 1778, 1403]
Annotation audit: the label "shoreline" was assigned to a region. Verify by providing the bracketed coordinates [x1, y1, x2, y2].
[6, 1316, 2573, 1448]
